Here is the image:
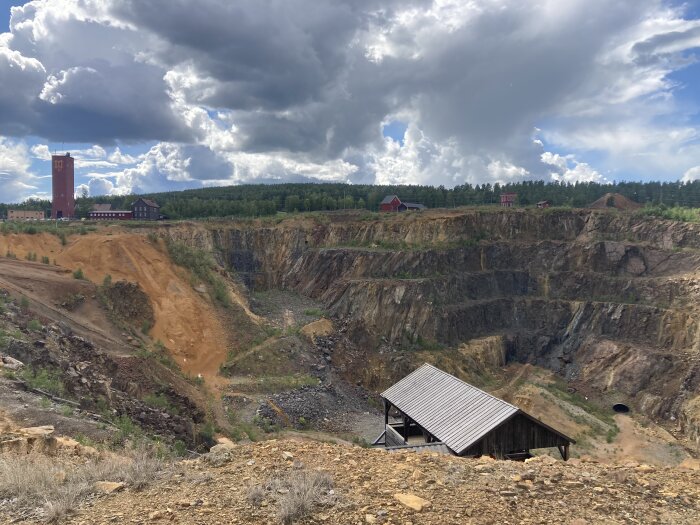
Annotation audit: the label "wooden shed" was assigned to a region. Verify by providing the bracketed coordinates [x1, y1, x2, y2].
[374, 364, 574, 460]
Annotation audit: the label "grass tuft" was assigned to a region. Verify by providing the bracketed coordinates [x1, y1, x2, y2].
[276, 470, 335, 525]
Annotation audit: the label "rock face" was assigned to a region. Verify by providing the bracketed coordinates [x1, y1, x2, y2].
[164, 210, 700, 443]
[2, 320, 203, 448]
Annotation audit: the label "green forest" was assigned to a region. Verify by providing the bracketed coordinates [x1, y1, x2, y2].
[3, 180, 700, 220]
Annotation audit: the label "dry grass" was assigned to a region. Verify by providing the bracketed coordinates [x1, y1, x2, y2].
[246, 484, 266, 507]
[0, 448, 168, 523]
[275, 470, 335, 525]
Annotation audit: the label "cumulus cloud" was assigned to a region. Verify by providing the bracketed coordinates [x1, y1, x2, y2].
[0, 0, 699, 200]
[541, 151, 605, 183]
[683, 166, 700, 182]
[0, 137, 42, 202]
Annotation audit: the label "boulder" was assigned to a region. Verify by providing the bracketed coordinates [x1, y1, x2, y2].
[94, 481, 126, 494]
[393, 493, 432, 512]
[0, 354, 24, 370]
[20, 425, 55, 437]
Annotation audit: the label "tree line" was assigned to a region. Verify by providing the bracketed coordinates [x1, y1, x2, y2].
[3, 180, 700, 220]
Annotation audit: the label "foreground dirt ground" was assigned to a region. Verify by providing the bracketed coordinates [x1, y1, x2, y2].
[37, 439, 699, 525]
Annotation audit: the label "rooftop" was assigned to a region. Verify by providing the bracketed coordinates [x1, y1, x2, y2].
[382, 363, 573, 455]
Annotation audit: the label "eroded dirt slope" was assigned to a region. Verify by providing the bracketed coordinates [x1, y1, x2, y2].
[0, 231, 233, 384]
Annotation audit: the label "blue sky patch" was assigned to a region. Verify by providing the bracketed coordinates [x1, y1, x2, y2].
[382, 121, 408, 146]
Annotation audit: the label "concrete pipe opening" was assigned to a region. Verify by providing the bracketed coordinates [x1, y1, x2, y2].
[612, 403, 630, 414]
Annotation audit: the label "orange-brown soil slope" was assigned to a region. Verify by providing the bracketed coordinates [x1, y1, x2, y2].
[0, 231, 231, 384]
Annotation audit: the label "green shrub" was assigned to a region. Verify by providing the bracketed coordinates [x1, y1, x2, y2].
[172, 440, 188, 457]
[303, 308, 325, 317]
[637, 205, 700, 223]
[142, 393, 178, 415]
[113, 414, 142, 440]
[41, 256, 50, 264]
[19, 367, 65, 397]
[20, 296, 29, 309]
[198, 421, 216, 443]
[73, 268, 85, 280]
[26, 319, 42, 332]
[211, 277, 231, 307]
[102, 274, 112, 287]
[165, 239, 230, 307]
[141, 320, 152, 335]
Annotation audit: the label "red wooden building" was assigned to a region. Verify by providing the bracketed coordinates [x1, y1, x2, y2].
[380, 195, 426, 212]
[380, 195, 402, 212]
[500, 193, 517, 208]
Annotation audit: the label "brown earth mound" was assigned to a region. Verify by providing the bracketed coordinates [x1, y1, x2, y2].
[590, 192, 643, 210]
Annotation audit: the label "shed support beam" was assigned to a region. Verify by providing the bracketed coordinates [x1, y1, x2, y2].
[383, 399, 390, 426]
[558, 444, 570, 461]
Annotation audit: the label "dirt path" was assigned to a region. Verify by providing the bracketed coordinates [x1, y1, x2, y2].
[598, 414, 691, 466]
[225, 335, 282, 369]
[0, 258, 128, 355]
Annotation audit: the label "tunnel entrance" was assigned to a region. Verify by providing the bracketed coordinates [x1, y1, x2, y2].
[612, 403, 630, 414]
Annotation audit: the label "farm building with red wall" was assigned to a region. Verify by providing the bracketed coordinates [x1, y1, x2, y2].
[380, 195, 426, 212]
[500, 193, 517, 208]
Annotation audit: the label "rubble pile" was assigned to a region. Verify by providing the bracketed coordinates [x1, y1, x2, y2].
[1, 291, 203, 446]
[257, 381, 373, 432]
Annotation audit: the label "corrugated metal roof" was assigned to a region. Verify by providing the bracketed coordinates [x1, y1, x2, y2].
[91, 203, 112, 211]
[381, 363, 519, 455]
[385, 442, 452, 455]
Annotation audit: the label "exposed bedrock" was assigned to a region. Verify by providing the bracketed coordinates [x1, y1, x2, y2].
[163, 210, 700, 442]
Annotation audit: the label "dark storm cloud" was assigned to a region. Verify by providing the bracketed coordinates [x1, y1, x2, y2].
[1, 6, 192, 143]
[110, 0, 425, 110]
[33, 62, 191, 144]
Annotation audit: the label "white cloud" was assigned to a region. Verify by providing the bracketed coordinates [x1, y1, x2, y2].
[108, 147, 138, 165]
[682, 166, 700, 182]
[542, 151, 606, 183]
[30, 144, 51, 161]
[0, 137, 40, 202]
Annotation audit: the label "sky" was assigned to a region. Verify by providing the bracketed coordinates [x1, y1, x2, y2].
[1, 1, 700, 203]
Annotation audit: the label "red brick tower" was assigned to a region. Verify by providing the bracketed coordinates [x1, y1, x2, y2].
[51, 153, 75, 219]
